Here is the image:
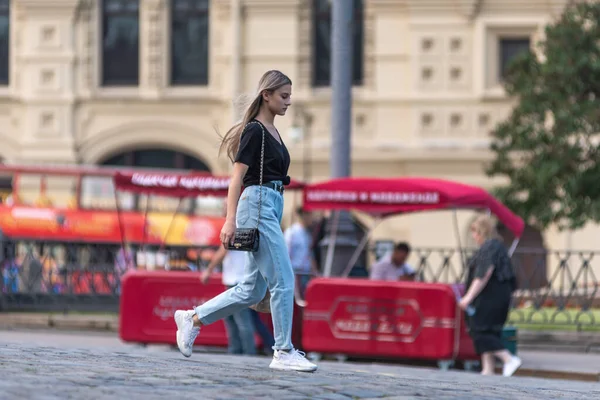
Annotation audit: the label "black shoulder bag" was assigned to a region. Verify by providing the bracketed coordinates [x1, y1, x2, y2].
[227, 121, 265, 253]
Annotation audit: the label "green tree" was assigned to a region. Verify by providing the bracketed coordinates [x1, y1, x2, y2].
[487, 0, 600, 231]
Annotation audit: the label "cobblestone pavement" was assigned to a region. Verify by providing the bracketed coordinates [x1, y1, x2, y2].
[1, 330, 599, 400]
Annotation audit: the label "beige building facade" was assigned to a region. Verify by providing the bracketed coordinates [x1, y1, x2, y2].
[0, 0, 597, 260]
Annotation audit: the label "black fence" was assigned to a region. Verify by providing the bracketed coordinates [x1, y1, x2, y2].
[413, 246, 599, 329]
[1, 240, 598, 328]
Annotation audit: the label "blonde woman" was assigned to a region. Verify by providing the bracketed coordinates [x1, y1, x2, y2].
[173, 70, 317, 372]
[460, 215, 522, 376]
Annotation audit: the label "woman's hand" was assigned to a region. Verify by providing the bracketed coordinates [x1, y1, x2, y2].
[220, 219, 236, 248]
[200, 268, 211, 284]
[458, 297, 471, 311]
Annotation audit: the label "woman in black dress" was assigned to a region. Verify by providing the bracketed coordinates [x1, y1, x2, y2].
[459, 215, 522, 376]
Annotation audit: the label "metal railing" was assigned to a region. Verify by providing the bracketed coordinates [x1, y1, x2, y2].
[1, 240, 598, 329]
[412, 246, 600, 330]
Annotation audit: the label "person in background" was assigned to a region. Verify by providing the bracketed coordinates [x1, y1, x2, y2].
[459, 215, 521, 377]
[249, 309, 275, 356]
[115, 244, 135, 274]
[202, 246, 256, 356]
[369, 242, 416, 282]
[114, 244, 135, 294]
[284, 207, 319, 296]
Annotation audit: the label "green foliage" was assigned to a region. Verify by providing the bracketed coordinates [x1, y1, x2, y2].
[487, 1, 600, 231]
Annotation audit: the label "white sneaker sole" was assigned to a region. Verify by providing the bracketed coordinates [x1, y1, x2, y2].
[174, 310, 192, 358]
[503, 358, 522, 377]
[269, 360, 318, 373]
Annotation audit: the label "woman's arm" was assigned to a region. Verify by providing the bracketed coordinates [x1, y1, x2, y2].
[201, 245, 228, 283]
[462, 266, 494, 305]
[225, 162, 249, 223]
[206, 246, 227, 272]
[220, 162, 249, 245]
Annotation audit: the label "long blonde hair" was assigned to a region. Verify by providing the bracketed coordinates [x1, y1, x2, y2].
[219, 70, 292, 162]
[471, 214, 502, 242]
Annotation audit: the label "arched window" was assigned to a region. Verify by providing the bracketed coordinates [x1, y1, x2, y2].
[95, 149, 213, 213]
[100, 149, 210, 171]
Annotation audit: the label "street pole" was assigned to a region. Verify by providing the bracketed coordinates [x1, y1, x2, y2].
[320, 0, 359, 277]
[331, 0, 351, 178]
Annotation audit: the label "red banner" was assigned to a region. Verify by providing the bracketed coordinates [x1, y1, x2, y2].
[114, 172, 305, 198]
[115, 172, 230, 198]
[303, 177, 525, 238]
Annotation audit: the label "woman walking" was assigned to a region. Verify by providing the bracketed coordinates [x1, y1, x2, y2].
[459, 215, 522, 376]
[174, 70, 317, 372]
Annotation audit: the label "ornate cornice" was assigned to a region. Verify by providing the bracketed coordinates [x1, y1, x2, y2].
[369, 0, 408, 13]
[405, 0, 567, 16]
[455, 0, 483, 19]
[546, 0, 569, 17]
[406, 0, 481, 16]
[16, 0, 80, 15]
[242, 0, 303, 14]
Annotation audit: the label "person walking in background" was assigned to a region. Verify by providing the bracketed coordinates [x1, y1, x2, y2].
[284, 207, 319, 296]
[173, 70, 317, 372]
[369, 242, 416, 282]
[459, 215, 522, 377]
[201, 246, 256, 356]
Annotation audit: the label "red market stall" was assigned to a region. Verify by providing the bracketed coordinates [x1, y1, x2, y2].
[300, 177, 524, 366]
[117, 171, 305, 348]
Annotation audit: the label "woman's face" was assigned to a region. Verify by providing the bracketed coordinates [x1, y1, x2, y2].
[264, 84, 292, 116]
[471, 225, 484, 246]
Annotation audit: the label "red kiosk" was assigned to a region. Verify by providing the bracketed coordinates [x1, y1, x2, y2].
[117, 171, 305, 348]
[299, 177, 525, 368]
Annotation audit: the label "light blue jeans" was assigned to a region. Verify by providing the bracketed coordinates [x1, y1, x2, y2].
[194, 181, 295, 351]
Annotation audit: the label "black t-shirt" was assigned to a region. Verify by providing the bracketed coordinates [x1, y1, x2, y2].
[234, 120, 291, 187]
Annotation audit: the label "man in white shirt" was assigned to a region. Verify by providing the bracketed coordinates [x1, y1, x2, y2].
[284, 207, 319, 295]
[369, 242, 416, 282]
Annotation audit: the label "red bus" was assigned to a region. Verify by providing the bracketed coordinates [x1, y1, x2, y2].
[0, 164, 226, 299]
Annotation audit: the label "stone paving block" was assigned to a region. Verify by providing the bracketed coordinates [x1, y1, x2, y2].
[313, 394, 352, 400]
[2, 334, 600, 400]
[337, 388, 387, 398]
[289, 386, 330, 396]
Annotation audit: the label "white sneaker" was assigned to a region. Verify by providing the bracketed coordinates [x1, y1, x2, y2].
[269, 348, 318, 372]
[174, 310, 200, 358]
[502, 356, 522, 377]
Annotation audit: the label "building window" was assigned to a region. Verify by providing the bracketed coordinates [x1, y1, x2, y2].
[170, 0, 209, 86]
[499, 38, 530, 80]
[0, 0, 9, 85]
[312, 0, 364, 87]
[101, 0, 140, 86]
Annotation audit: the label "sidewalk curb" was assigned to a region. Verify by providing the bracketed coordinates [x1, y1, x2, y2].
[0, 313, 119, 332]
[514, 368, 600, 382]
